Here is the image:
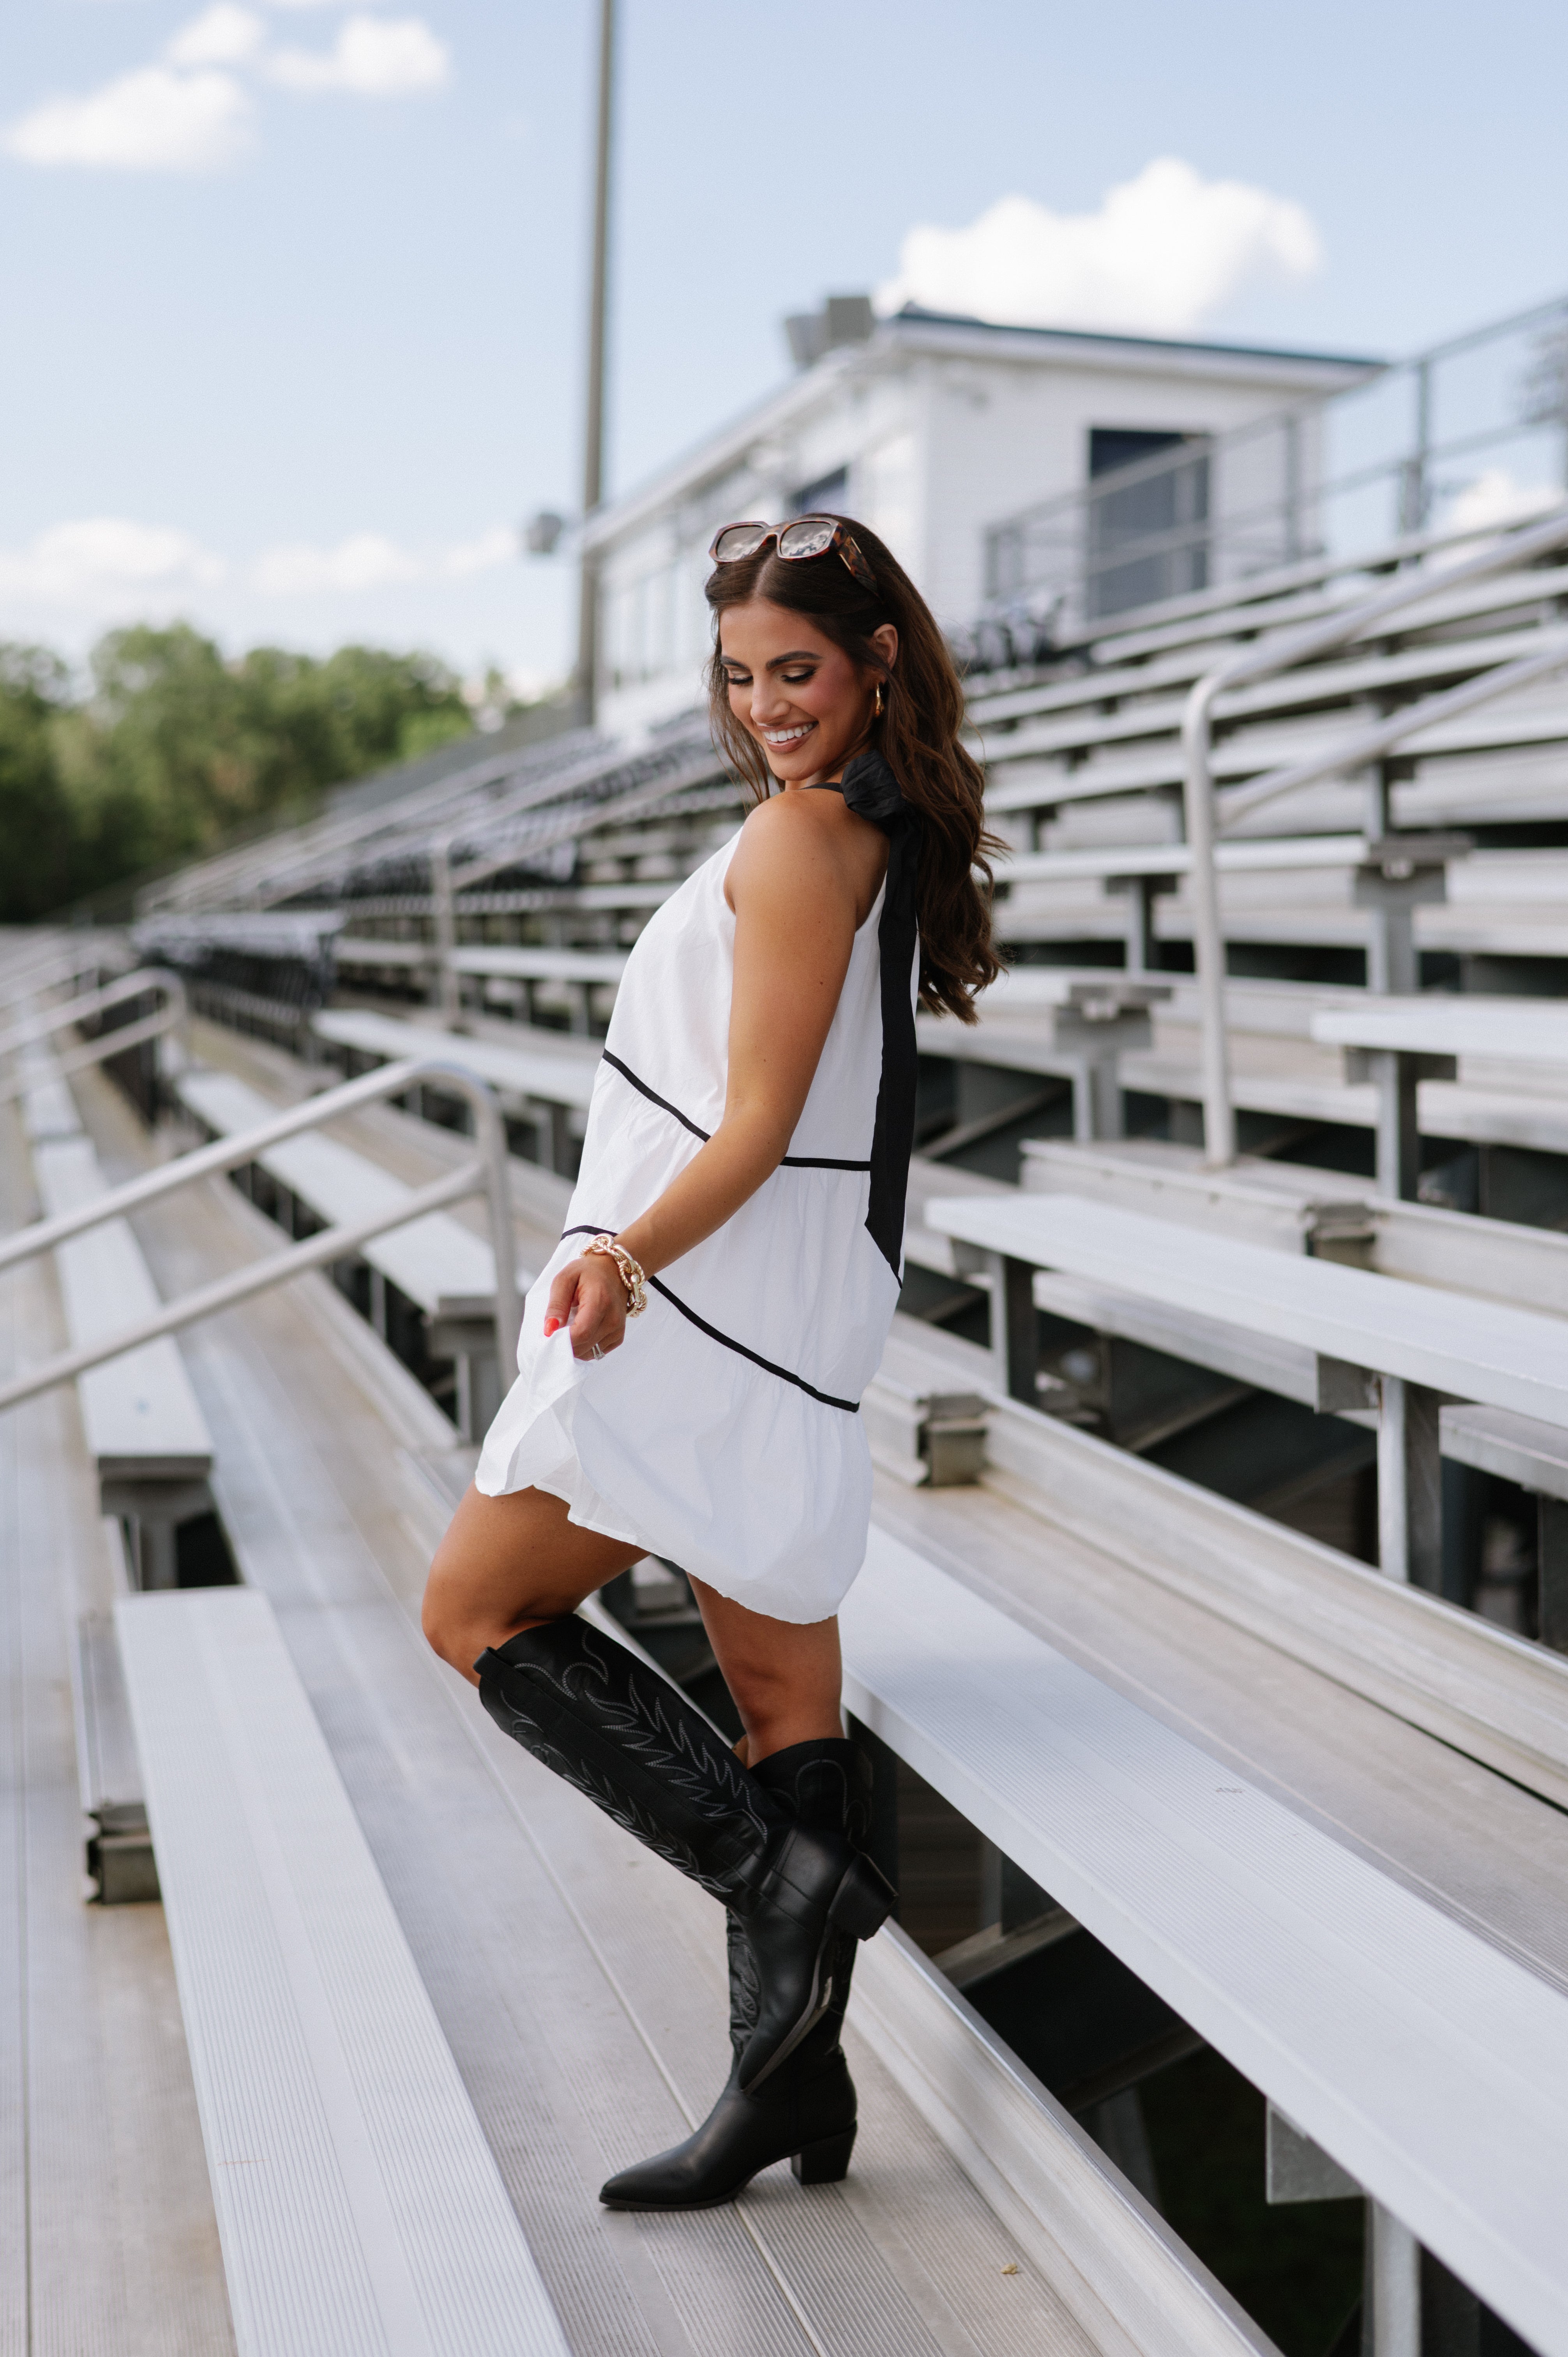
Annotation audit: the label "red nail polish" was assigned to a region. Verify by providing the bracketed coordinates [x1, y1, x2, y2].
[544, 1316, 559, 1336]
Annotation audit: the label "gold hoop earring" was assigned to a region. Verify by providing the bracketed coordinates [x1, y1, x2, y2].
[873, 681, 884, 718]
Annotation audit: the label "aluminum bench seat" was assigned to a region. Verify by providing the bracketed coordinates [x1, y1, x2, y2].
[0, 1092, 235, 2342]
[921, 1002, 1568, 1159]
[177, 1067, 501, 1323]
[116, 1583, 571, 2357]
[31, 1130, 214, 1585]
[929, 1186, 1568, 1423]
[175, 1064, 514, 1437]
[980, 622, 1568, 774]
[839, 1519, 1568, 2357]
[966, 561, 1568, 738]
[1019, 1136, 1568, 1312]
[330, 935, 429, 969]
[927, 1184, 1568, 1590]
[333, 942, 629, 986]
[1308, 995, 1568, 1196]
[313, 1007, 597, 1111]
[452, 945, 629, 984]
[15, 1037, 83, 1143]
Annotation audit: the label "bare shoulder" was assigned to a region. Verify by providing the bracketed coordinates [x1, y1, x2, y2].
[729, 787, 887, 910]
[726, 791, 853, 907]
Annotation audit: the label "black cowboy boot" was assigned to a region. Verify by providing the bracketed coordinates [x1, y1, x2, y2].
[599, 1738, 878, 2210]
[475, 1627, 893, 2096]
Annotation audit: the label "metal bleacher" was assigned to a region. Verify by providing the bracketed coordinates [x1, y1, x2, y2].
[8, 496, 1568, 2352]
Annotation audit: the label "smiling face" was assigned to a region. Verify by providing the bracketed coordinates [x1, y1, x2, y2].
[716, 598, 897, 786]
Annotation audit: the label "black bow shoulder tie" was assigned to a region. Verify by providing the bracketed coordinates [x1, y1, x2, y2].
[835, 749, 918, 1278]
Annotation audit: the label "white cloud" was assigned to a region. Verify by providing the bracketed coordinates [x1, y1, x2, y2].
[252, 534, 422, 595]
[1443, 468, 1561, 538]
[0, 518, 227, 607]
[442, 526, 518, 578]
[267, 14, 450, 95]
[167, 5, 266, 67]
[4, 64, 251, 171]
[0, 516, 518, 621]
[878, 158, 1322, 338]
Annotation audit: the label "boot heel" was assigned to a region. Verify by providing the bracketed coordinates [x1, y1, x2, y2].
[827, 1855, 896, 1940]
[792, 2127, 856, 2185]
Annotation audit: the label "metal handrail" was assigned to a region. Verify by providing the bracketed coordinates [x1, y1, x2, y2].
[0, 968, 188, 1104]
[1181, 500, 1568, 1165]
[982, 285, 1568, 619]
[0, 1054, 521, 1416]
[1218, 628, 1568, 829]
[0, 940, 125, 1018]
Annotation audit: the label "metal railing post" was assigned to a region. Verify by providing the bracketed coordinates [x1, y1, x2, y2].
[469, 1080, 521, 1373]
[1370, 2203, 1421, 2357]
[1180, 675, 1235, 1166]
[431, 837, 463, 1031]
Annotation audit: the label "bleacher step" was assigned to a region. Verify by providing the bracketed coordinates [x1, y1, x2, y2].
[841, 1524, 1568, 2357]
[117, 1583, 572, 2357]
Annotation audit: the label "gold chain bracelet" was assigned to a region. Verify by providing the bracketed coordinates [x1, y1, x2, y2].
[585, 1234, 649, 1318]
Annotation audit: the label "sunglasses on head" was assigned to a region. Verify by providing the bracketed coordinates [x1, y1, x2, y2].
[708, 515, 877, 591]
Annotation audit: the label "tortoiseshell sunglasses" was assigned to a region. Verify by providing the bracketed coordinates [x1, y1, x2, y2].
[708, 515, 877, 590]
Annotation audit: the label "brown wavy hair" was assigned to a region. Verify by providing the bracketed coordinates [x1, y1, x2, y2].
[704, 515, 1001, 1023]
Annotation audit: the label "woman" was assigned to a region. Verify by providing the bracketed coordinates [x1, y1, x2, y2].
[423, 512, 998, 2210]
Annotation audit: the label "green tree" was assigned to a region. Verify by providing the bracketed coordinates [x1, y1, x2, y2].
[47, 626, 475, 906]
[0, 645, 80, 921]
[1, 626, 477, 916]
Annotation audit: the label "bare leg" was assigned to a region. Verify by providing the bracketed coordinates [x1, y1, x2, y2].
[422, 1484, 643, 1687]
[688, 1577, 843, 1765]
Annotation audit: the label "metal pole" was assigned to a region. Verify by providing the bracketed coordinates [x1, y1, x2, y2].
[475, 1088, 522, 1373]
[576, 0, 616, 724]
[1283, 411, 1302, 564]
[1369, 2204, 1421, 2357]
[1413, 360, 1432, 534]
[430, 839, 463, 1030]
[1180, 677, 1235, 1166]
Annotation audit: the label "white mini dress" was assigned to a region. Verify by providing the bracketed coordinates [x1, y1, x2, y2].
[474, 749, 919, 1624]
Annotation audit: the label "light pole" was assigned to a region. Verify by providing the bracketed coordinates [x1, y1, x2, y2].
[576, 0, 616, 725]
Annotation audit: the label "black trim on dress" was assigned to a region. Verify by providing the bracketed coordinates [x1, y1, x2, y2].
[829, 753, 920, 1280]
[602, 1050, 708, 1141]
[600, 1049, 871, 1172]
[560, 1224, 860, 1413]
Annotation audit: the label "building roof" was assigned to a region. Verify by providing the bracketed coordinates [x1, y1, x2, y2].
[888, 303, 1384, 374]
[581, 307, 1386, 556]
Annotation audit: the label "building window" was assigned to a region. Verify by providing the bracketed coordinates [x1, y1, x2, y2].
[788, 466, 848, 516]
[1086, 428, 1210, 619]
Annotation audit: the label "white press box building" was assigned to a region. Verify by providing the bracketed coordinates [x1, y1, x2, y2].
[583, 298, 1380, 739]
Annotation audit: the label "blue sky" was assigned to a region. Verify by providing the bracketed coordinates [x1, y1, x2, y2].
[4, 0, 1566, 689]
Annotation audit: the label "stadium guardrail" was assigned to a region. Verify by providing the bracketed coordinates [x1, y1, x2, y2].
[1178, 501, 1568, 1166]
[0, 968, 189, 1105]
[0, 1054, 522, 1417]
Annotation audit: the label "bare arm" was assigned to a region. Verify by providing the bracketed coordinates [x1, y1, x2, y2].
[546, 797, 876, 1355]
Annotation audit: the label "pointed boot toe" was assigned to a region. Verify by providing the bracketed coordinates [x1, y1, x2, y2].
[599, 2056, 858, 2211]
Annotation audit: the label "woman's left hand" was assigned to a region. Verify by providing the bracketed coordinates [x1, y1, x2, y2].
[543, 1254, 629, 1360]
